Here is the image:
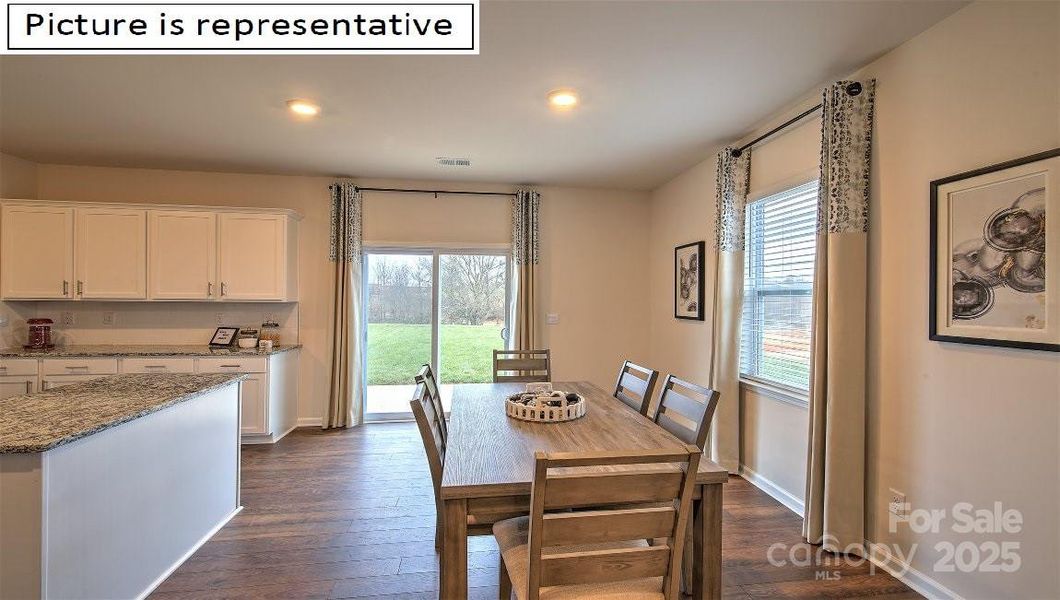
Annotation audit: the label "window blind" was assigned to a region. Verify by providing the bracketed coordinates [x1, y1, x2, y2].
[740, 180, 818, 391]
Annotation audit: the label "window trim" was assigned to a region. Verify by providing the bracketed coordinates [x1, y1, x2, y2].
[739, 177, 818, 395]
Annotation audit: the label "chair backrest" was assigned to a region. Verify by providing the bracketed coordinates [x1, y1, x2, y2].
[414, 364, 447, 443]
[524, 447, 702, 600]
[409, 382, 446, 511]
[493, 349, 551, 383]
[613, 360, 659, 416]
[652, 375, 720, 450]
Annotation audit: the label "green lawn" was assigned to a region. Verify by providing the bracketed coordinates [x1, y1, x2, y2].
[366, 323, 504, 385]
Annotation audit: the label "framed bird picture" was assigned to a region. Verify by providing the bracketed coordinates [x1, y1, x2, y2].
[675, 241, 705, 321]
[930, 148, 1059, 351]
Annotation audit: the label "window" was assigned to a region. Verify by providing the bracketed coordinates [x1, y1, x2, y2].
[740, 181, 817, 392]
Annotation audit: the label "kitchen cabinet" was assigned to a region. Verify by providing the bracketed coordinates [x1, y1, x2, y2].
[218, 213, 296, 301]
[148, 210, 217, 300]
[1, 205, 75, 299]
[76, 208, 147, 299]
[238, 373, 268, 435]
[0, 359, 39, 398]
[197, 351, 297, 442]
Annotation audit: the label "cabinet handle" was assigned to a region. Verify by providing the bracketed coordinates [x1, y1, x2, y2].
[77, 280, 83, 296]
[207, 282, 214, 297]
[62, 280, 69, 296]
[218, 364, 241, 368]
[65, 365, 89, 370]
[144, 365, 167, 369]
[221, 282, 227, 296]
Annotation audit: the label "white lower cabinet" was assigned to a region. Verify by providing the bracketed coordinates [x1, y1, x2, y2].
[12, 351, 298, 444]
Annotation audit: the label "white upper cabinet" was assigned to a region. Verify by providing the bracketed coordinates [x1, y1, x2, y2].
[1, 205, 75, 299]
[76, 208, 147, 299]
[148, 210, 217, 300]
[218, 214, 295, 301]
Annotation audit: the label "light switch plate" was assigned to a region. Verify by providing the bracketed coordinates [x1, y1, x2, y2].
[61, 311, 75, 326]
[547, 313, 560, 325]
[102, 312, 116, 326]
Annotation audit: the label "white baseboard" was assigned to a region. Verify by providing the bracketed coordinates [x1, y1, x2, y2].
[738, 464, 804, 516]
[865, 540, 963, 600]
[137, 505, 242, 600]
[297, 417, 323, 427]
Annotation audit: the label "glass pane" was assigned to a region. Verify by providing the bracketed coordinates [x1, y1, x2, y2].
[438, 253, 509, 389]
[365, 252, 433, 416]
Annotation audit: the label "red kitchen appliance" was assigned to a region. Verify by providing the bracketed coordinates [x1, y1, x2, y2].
[25, 318, 55, 350]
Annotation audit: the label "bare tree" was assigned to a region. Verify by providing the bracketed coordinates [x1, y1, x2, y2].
[440, 255, 507, 325]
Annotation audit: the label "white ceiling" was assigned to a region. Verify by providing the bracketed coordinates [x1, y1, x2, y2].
[0, 1, 965, 191]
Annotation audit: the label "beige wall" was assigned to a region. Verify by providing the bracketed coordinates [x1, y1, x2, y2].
[0, 153, 38, 198]
[648, 2, 1060, 598]
[1, 159, 649, 422]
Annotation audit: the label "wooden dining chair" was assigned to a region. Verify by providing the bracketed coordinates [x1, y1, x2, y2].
[493, 447, 701, 600]
[410, 382, 526, 550]
[613, 360, 660, 416]
[414, 363, 447, 444]
[651, 375, 721, 450]
[493, 349, 551, 383]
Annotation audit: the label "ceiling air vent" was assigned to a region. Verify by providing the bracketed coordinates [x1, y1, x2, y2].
[436, 157, 471, 167]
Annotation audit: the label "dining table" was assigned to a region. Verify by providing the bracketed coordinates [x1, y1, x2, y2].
[439, 380, 729, 600]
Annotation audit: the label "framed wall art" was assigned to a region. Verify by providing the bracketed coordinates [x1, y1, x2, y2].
[675, 241, 705, 321]
[930, 148, 1059, 351]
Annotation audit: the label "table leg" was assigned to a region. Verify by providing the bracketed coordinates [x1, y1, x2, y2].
[692, 483, 722, 600]
[441, 498, 468, 600]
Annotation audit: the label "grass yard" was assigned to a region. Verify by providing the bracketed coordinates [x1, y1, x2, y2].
[366, 323, 504, 385]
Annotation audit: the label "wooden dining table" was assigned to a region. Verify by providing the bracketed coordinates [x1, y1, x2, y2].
[439, 381, 728, 599]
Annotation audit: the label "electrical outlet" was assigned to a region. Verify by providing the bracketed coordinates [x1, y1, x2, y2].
[216, 312, 226, 325]
[263, 312, 275, 323]
[547, 313, 560, 325]
[888, 488, 908, 519]
[102, 311, 116, 326]
[61, 311, 75, 327]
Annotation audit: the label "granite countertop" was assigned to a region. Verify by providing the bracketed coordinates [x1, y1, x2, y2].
[0, 373, 247, 453]
[0, 343, 302, 358]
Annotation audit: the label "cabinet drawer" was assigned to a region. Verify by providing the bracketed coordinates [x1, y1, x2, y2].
[40, 358, 119, 376]
[197, 356, 267, 373]
[121, 357, 196, 374]
[0, 358, 39, 376]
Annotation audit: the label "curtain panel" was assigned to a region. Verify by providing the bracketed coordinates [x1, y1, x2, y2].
[803, 79, 876, 553]
[512, 189, 541, 351]
[709, 147, 751, 473]
[326, 182, 365, 429]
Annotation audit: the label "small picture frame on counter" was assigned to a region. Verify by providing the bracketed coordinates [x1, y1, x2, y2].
[209, 326, 240, 347]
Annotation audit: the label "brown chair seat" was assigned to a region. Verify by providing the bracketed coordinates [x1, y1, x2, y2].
[494, 516, 664, 600]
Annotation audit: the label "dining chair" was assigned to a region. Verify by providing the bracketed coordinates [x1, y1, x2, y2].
[414, 363, 447, 444]
[493, 447, 702, 600]
[651, 375, 720, 450]
[613, 360, 660, 416]
[493, 349, 551, 383]
[410, 383, 525, 550]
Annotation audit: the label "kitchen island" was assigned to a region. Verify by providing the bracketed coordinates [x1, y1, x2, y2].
[0, 373, 244, 600]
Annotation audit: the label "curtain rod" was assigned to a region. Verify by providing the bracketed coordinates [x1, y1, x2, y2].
[329, 185, 517, 198]
[731, 81, 864, 157]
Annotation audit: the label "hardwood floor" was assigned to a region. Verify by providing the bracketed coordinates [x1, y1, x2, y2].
[151, 424, 919, 600]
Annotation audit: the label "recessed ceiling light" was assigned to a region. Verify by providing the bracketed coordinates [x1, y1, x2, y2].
[547, 88, 579, 110]
[286, 99, 320, 117]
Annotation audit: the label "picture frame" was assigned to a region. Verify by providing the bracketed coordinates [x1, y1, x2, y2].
[930, 147, 1059, 352]
[675, 241, 705, 321]
[209, 326, 240, 347]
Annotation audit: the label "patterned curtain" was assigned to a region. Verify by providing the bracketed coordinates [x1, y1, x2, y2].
[512, 189, 541, 351]
[803, 79, 876, 553]
[708, 147, 750, 472]
[325, 182, 364, 429]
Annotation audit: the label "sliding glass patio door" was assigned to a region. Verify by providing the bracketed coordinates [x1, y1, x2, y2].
[363, 248, 510, 421]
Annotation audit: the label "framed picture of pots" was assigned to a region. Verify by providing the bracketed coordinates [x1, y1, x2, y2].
[930, 148, 1059, 351]
[675, 241, 705, 321]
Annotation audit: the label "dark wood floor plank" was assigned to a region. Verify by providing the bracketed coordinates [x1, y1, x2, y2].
[150, 423, 919, 600]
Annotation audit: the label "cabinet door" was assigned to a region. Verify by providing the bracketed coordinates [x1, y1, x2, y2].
[148, 211, 217, 300]
[76, 208, 147, 299]
[0, 377, 36, 399]
[1, 205, 74, 299]
[219, 214, 286, 301]
[239, 373, 269, 435]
